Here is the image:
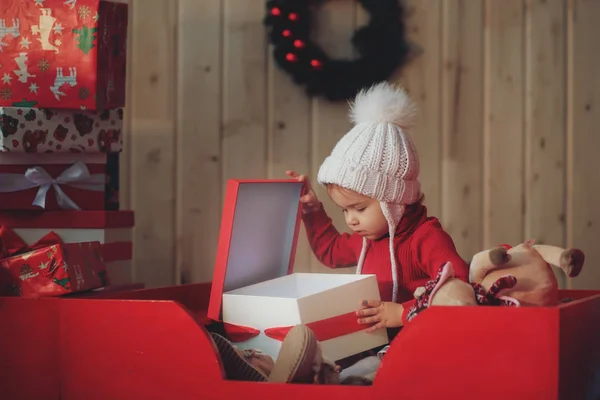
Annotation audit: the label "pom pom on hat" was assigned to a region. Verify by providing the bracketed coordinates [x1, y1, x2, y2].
[349, 82, 416, 130]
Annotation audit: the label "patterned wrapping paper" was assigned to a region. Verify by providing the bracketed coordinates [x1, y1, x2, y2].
[0, 0, 128, 110]
[0, 226, 110, 298]
[0, 106, 123, 153]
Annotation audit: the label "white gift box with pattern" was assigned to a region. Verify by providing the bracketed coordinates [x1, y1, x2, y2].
[207, 179, 389, 362]
[0, 107, 123, 154]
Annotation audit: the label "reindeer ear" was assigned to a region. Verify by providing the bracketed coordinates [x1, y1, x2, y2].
[442, 261, 455, 277]
[523, 239, 536, 248]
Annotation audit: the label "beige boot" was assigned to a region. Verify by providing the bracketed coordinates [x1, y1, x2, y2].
[268, 325, 341, 384]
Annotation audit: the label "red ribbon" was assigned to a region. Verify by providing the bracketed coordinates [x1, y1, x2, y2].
[266, 311, 364, 342]
[223, 311, 366, 343]
[223, 323, 261, 342]
[0, 225, 63, 259]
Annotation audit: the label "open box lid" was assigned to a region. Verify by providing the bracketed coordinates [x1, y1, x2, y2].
[207, 179, 305, 321]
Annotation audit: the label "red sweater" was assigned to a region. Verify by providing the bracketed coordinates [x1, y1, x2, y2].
[301, 202, 470, 325]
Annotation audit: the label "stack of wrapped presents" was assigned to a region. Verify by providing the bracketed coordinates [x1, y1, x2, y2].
[0, 0, 133, 297]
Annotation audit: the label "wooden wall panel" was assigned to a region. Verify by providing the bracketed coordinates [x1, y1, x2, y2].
[525, 0, 568, 286]
[175, 0, 223, 284]
[568, 0, 600, 289]
[524, 0, 567, 246]
[222, 0, 268, 189]
[441, 0, 485, 259]
[266, 36, 313, 273]
[483, 0, 524, 249]
[398, 0, 443, 220]
[128, 0, 177, 287]
[121, 0, 600, 291]
[309, 2, 357, 274]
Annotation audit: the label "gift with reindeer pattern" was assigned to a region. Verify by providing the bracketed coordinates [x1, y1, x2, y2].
[0, 0, 127, 110]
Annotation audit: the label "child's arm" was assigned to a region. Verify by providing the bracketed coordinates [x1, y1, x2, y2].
[286, 170, 360, 269]
[302, 204, 361, 268]
[410, 218, 470, 280]
[400, 218, 470, 324]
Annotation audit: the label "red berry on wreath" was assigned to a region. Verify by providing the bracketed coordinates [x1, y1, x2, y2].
[271, 7, 281, 16]
[288, 13, 298, 21]
[286, 53, 297, 62]
[282, 29, 291, 37]
[310, 59, 322, 68]
[293, 40, 304, 48]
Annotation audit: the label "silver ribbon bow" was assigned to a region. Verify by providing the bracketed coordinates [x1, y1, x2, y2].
[0, 161, 106, 210]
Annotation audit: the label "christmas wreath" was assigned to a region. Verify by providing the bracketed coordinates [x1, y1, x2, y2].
[264, 0, 411, 101]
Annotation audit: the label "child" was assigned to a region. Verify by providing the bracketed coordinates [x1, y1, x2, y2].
[287, 81, 469, 332]
[286, 82, 470, 382]
[210, 82, 470, 385]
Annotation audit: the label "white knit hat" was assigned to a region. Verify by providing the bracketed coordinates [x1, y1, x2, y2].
[317, 82, 421, 303]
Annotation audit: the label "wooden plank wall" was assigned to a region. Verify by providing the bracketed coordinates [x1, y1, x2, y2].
[120, 0, 600, 291]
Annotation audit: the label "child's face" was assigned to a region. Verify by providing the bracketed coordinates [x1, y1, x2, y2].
[327, 185, 388, 240]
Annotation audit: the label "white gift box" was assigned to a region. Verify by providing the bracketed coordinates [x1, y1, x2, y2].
[208, 180, 389, 362]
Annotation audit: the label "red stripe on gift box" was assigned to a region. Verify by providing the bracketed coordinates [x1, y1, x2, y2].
[223, 323, 261, 343]
[264, 311, 366, 342]
[223, 311, 369, 343]
[102, 242, 132, 262]
[0, 211, 134, 228]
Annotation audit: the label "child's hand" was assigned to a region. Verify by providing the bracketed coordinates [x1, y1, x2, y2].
[356, 300, 404, 333]
[286, 170, 321, 213]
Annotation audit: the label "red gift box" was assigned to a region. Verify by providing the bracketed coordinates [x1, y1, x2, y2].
[0, 152, 107, 210]
[0, 0, 128, 110]
[0, 209, 134, 284]
[0, 225, 109, 297]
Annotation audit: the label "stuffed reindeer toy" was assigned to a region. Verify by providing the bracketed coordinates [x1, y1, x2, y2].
[406, 240, 585, 321]
[469, 240, 585, 307]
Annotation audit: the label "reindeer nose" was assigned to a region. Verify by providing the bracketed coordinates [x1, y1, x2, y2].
[489, 247, 510, 266]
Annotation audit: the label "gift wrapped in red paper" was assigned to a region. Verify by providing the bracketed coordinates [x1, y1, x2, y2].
[0, 0, 128, 110]
[0, 225, 110, 297]
[0, 153, 107, 211]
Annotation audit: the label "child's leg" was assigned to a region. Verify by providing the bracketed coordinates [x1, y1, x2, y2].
[210, 332, 272, 381]
[338, 345, 390, 382]
[211, 325, 379, 385]
[339, 355, 381, 381]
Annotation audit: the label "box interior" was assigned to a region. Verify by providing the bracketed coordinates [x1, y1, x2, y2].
[223, 182, 303, 293]
[226, 272, 372, 299]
